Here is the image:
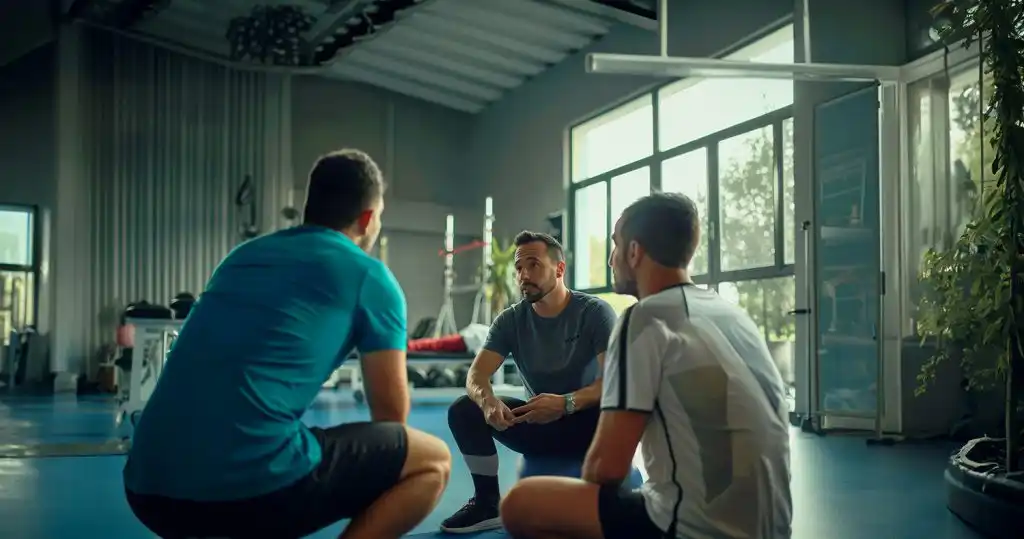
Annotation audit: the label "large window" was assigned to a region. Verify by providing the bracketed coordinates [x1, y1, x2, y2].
[569, 24, 797, 389]
[657, 26, 795, 150]
[905, 61, 990, 331]
[0, 205, 38, 346]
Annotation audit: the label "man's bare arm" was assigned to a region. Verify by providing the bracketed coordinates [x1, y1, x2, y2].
[360, 350, 410, 423]
[582, 410, 648, 484]
[466, 349, 505, 408]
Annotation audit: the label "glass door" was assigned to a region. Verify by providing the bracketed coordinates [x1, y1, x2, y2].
[812, 86, 883, 425]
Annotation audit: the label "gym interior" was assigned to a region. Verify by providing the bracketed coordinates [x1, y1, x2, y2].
[0, 0, 1015, 537]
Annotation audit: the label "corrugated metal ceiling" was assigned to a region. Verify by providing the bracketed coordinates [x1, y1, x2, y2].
[82, 0, 628, 114]
[325, 0, 618, 113]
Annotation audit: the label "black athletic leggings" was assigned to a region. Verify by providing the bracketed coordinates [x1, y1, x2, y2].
[447, 395, 599, 458]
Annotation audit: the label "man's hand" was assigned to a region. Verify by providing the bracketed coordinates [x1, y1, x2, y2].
[482, 397, 517, 431]
[512, 394, 566, 425]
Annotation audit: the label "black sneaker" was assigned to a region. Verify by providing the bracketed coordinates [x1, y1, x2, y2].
[439, 497, 502, 534]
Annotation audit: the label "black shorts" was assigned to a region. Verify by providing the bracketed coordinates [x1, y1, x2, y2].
[599, 485, 668, 539]
[125, 422, 408, 539]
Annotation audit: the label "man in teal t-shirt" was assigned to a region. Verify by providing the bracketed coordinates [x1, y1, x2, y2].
[123, 150, 451, 539]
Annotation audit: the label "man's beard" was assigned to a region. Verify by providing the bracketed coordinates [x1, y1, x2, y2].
[358, 232, 379, 253]
[521, 282, 551, 303]
[613, 271, 638, 298]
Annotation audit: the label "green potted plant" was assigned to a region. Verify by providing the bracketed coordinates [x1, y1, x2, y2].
[915, 1, 1024, 536]
[487, 239, 518, 315]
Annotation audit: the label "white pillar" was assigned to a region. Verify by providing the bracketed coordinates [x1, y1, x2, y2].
[51, 23, 90, 388]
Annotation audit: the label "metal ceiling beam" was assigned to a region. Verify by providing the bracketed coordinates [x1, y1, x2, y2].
[309, 0, 374, 41]
[540, 0, 657, 30]
[308, 0, 381, 62]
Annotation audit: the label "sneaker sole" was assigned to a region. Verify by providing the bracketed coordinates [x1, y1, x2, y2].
[439, 517, 503, 534]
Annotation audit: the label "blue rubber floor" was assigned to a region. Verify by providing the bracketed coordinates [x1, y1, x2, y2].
[0, 390, 985, 539]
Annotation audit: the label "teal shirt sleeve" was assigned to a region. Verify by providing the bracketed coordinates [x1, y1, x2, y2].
[354, 262, 408, 353]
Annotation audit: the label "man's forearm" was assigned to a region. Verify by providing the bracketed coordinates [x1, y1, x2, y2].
[467, 368, 497, 407]
[571, 379, 603, 410]
[582, 451, 623, 485]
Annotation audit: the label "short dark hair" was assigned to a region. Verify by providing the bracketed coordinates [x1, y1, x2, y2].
[303, 149, 385, 229]
[619, 193, 699, 268]
[513, 230, 565, 262]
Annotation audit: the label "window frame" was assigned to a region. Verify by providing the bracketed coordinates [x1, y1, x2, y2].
[567, 22, 797, 296]
[901, 58, 985, 337]
[0, 204, 41, 330]
[568, 106, 795, 294]
[0, 204, 40, 273]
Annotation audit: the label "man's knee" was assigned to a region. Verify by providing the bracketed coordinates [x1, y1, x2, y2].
[400, 426, 452, 482]
[500, 478, 543, 532]
[447, 394, 483, 428]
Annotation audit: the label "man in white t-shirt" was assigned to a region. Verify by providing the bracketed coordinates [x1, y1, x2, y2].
[500, 193, 792, 539]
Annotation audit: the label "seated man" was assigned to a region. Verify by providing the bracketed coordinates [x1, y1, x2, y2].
[500, 193, 792, 539]
[123, 150, 451, 539]
[441, 231, 618, 533]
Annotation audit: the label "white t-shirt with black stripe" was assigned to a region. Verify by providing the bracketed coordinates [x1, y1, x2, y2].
[602, 284, 792, 539]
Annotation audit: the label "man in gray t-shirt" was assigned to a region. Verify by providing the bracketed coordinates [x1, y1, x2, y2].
[440, 231, 617, 534]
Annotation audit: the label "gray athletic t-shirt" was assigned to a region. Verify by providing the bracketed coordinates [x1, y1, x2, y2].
[483, 291, 617, 396]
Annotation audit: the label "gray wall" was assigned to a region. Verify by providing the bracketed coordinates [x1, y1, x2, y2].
[373, 230, 484, 332]
[0, 1, 54, 67]
[0, 43, 57, 209]
[467, 0, 794, 238]
[292, 76, 475, 208]
[292, 76, 486, 331]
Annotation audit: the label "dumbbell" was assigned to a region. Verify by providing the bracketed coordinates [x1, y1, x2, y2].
[426, 367, 457, 388]
[454, 365, 470, 387]
[407, 367, 429, 387]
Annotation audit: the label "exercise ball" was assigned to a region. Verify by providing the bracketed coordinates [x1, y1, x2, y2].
[517, 455, 644, 488]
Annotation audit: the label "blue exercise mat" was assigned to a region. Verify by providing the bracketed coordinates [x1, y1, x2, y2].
[407, 531, 507, 538]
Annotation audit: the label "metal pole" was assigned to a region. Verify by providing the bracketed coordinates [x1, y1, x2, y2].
[658, 0, 668, 57]
[482, 197, 494, 325]
[437, 214, 456, 336]
[802, 221, 818, 430]
[379, 235, 389, 267]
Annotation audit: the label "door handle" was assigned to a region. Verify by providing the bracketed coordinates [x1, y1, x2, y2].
[787, 308, 811, 315]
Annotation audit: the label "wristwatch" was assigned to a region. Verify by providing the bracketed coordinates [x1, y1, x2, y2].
[563, 393, 577, 415]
